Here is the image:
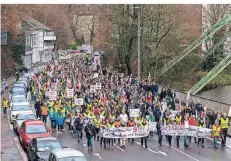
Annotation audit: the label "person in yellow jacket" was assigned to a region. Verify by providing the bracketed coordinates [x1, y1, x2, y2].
[2, 97, 8, 116]
[41, 103, 48, 124]
[47, 100, 54, 109]
[107, 119, 115, 148]
[84, 109, 94, 118]
[213, 121, 222, 149]
[54, 101, 60, 110]
[219, 113, 230, 147]
[94, 115, 101, 141]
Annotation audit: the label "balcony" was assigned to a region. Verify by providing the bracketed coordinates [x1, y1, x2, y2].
[44, 32, 56, 41]
[44, 36, 56, 41]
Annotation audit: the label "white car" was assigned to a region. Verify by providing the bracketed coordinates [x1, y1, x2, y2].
[48, 148, 87, 161]
[10, 95, 29, 107]
[10, 102, 34, 124]
[13, 113, 36, 134]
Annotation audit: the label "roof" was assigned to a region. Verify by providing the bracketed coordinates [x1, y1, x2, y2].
[12, 102, 30, 106]
[20, 14, 52, 31]
[16, 112, 35, 116]
[24, 120, 45, 125]
[51, 148, 85, 158]
[36, 137, 58, 141]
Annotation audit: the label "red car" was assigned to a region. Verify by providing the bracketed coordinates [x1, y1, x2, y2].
[19, 120, 51, 150]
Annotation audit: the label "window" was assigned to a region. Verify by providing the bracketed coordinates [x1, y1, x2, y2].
[17, 114, 36, 120]
[12, 87, 26, 93]
[37, 140, 62, 152]
[12, 105, 30, 111]
[58, 156, 87, 161]
[12, 97, 27, 103]
[25, 125, 47, 134]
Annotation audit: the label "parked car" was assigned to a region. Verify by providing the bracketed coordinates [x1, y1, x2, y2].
[13, 113, 37, 134]
[17, 80, 28, 88]
[18, 75, 29, 83]
[10, 102, 33, 123]
[10, 85, 27, 98]
[10, 95, 28, 107]
[48, 148, 87, 161]
[27, 137, 66, 161]
[19, 120, 51, 150]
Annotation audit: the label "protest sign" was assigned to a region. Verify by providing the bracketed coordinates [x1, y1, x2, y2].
[129, 109, 140, 117]
[75, 98, 84, 105]
[90, 85, 96, 93]
[49, 90, 57, 100]
[160, 125, 212, 137]
[66, 88, 74, 98]
[95, 83, 101, 90]
[93, 73, 99, 78]
[100, 125, 149, 138]
[45, 90, 50, 97]
[228, 106, 231, 117]
[149, 122, 157, 132]
[47, 72, 53, 77]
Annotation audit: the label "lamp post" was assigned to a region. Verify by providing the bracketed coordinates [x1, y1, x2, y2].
[133, 6, 141, 82]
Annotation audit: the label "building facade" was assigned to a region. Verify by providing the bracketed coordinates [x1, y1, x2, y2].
[20, 15, 56, 68]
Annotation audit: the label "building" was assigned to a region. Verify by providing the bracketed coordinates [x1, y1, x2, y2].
[1, 27, 8, 45]
[20, 14, 56, 68]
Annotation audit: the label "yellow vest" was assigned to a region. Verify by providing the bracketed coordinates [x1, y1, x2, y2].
[175, 115, 182, 123]
[109, 114, 116, 120]
[2, 100, 8, 107]
[94, 118, 101, 128]
[107, 123, 115, 128]
[212, 125, 221, 137]
[220, 118, 229, 129]
[41, 106, 48, 115]
[84, 112, 91, 118]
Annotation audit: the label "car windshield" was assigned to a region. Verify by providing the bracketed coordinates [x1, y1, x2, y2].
[12, 105, 30, 111]
[59, 156, 87, 161]
[26, 125, 47, 134]
[13, 84, 25, 88]
[12, 87, 25, 93]
[37, 140, 62, 152]
[17, 114, 36, 120]
[12, 97, 27, 103]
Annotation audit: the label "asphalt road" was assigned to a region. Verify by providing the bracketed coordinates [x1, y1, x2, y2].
[2, 77, 231, 161]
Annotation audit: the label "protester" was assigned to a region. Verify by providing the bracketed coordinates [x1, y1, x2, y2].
[219, 113, 230, 147]
[56, 109, 65, 134]
[84, 120, 96, 152]
[41, 102, 48, 124]
[2, 97, 8, 116]
[74, 114, 84, 143]
[35, 99, 42, 118]
[212, 121, 222, 149]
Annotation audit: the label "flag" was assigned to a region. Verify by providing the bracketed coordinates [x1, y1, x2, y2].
[31, 73, 37, 80]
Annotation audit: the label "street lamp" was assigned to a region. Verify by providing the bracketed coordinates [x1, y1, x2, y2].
[133, 6, 141, 82]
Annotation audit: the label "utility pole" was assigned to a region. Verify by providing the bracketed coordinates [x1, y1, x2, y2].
[137, 7, 141, 81]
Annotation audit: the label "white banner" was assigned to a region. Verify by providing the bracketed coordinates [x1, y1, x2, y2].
[45, 90, 50, 97]
[95, 83, 101, 90]
[228, 106, 231, 117]
[66, 88, 74, 98]
[100, 125, 149, 138]
[75, 98, 84, 105]
[161, 125, 212, 137]
[49, 90, 57, 100]
[129, 109, 140, 118]
[47, 72, 53, 77]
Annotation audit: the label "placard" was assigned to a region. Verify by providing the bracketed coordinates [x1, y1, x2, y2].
[93, 73, 99, 78]
[228, 106, 231, 117]
[95, 83, 101, 90]
[149, 122, 157, 132]
[129, 109, 140, 117]
[90, 85, 96, 93]
[49, 90, 57, 100]
[100, 125, 149, 138]
[75, 98, 84, 105]
[47, 72, 53, 77]
[66, 88, 74, 98]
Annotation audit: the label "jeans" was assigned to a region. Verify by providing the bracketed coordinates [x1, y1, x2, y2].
[87, 136, 93, 148]
[108, 138, 114, 147]
[51, 120, 56, 129]
[167, 135, 172, 145]
[214, 137, 218, 148]
[184, 136, 189, 146]
[58, 125, 63, 132]
[41, 115, 47, 124]
[3, 107, 7, 115]
[141, 137, 147, 148]
[221, 129, 228, 146]
[158, 134, 163, 145]
[100, 137, 106, 148]
[36, 109, 40, 118]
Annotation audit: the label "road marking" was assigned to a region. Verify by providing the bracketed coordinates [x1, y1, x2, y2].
[152, 137, 199, 161]
[206, 137, 231, 149]
[83, 144, 87, 147]
[136, 141, 167, 156]
[114, 145, 125, 152]
[93, 153, 103, 160]
[13, 137, 27, 161]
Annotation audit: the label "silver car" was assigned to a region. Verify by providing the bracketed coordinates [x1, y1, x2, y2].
[48, 148, 88, 161]
[10, 95, 29, 107]
[13, 113, 36, 134]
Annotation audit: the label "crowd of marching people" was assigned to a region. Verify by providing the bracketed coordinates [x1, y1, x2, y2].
[24, 53, 230, 152]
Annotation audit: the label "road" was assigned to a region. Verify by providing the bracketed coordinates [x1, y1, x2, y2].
[2, 74, 231, 161]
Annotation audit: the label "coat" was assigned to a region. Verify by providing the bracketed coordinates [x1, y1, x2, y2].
[84, 124, 96, 138]
[49, 107, 57, 121]
[56, 112, 64, 126]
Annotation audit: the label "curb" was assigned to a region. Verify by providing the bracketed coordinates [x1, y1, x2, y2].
[13, 137, 28, 161]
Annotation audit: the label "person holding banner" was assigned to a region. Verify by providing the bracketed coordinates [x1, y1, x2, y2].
[183, 115, 190, 147]
[100, 120, 107, 149]
[128, 118, 136, 143]
[156, 119, 163, 146]
[94, 115, 101, 141]
[107, 119, 115, 149]
[175, 112, 182, 147]
[219, 113, 230, 147]
[197, 119, 205, 147]
[212, 121, 222, 149]
[140, 119, 148, 148]
[120, 121, 127, 148]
